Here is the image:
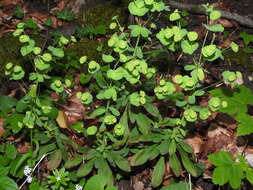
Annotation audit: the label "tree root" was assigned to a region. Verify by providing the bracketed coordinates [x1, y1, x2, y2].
[166, 0, 253, 28]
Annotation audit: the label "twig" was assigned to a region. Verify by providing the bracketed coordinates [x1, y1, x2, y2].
[18, 153, 49, 190]
[166, 0, 253, 28]
[40, 0, 51, 53]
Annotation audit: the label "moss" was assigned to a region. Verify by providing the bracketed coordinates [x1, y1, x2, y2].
[64, 38, 111, 72]
[77, 2, 128, 28]
[223, 49, 253, 70]
[0, 32, 44, 79]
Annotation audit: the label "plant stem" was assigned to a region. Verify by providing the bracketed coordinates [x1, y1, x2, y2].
[199, 30, 209, 66]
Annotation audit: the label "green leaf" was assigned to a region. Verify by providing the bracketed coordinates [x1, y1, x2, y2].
[45, 16, 53, 26]
[13, 6, 24, 18]
[136, 113, 151, 135]
[89, 107, 106, 118]
[235, 113, 253, 136]
[70, 121, 85, 133]
[94, 72, 107, 89]
[5, 142, 17, 160]
[181, 40, 198, 55]
[84, 174, 107, 190]
[169, 154, 181, 177]
[64, 155, 83, 169]
[152, 157, 165, 188]
[102, 54, 115, 63]
[48, 149, 62, 170]
[159, 140, 170, 155]
[179, 148, 197, 177]
[77, 159, 94, 177]
[3, 113, 24, 134]
[179, 141, 192, 153]
[208, 151, 233, 166]
[55, 9, 74, 21]
[229, 164, 244, 189]
[203, 23, 224, 32]
[144, 102, 161, 118]
[38, 143, 57, 159]
[209, 85, 253, 115]
[208, 151, 244, 189]
[95, 158, 114, 186]
[128, 0, 149, 16]
[0, 96, 17, 114]
[109, 107, 120, 116]
[110, 153, 131, 172]
[24, 18, 38, 29]
[10, 152, 32, 176]
[169, 140, 176, 156]
[48, 46, 64, 58]
[130, 145, 157, 166]
[239, 32, 253, 46]
[80, 73, 91, 85]
[160, 182, 189, 190]
[0, 176, 18, 190]
[20, 43, 34, 56]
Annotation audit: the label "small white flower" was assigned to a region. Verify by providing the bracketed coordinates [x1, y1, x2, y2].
[27, 175, 32, 183]
[56, 176, 61, 181]
[24, 166, 32, 176]
[75, 184, 83, 190]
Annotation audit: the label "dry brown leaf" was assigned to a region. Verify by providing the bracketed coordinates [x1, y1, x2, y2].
[1, 0, 22, 7]
[56, 110, 69, 128]
[184, 135, 204, 155]
[58, 0, 65, 11]
[215, 113, 237, 130]
[218, 18, 233, 28]
[0, 118, 5, 138]
[17, 142, 30, 153]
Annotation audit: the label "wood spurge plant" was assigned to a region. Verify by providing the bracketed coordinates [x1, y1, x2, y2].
[1, 0, 253, 190]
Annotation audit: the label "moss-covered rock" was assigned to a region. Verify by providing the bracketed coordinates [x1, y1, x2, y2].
[0, 32, 44, 80]
[223, 49, 253, 70]
[64, 38, 110, 73]
[78, 1, 128, 28]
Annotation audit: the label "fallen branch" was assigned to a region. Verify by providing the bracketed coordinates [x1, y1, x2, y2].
[166, 0, 253, 28]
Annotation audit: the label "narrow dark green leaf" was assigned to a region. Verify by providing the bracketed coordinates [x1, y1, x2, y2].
[38, 143, 57, 159]
[179, 148, 197, 177]
[84, 174, 107, 190]
[48, 149, 62, 170]
[94, 72, 107, 89]
[130, 145, 157, 166]
[128, 107, 137, 123]
[136, 113, 151, 135]
[109, 107, 120, 116]
[77, 159, 94, 177]
[159, 140, 170, 155]
[169, 140, 177, 156]
[152, 157, 165, 188]
[112, 154, 131, 172]
[0, 176, 18, 190]
[169, 154, 181, 177]
[0, 96, 17, 113]
[144, 102, 161, 118]
[64, 155, 83, 169]
[5, 142, 17, 160]
[160, 182, 189, 190]
[179, 141, 192, 153]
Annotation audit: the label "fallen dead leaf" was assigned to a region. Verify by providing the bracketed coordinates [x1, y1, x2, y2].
[184, 135, 204, 155]
[218, 18, 233, 28]
[56, 110, 69, 128]
[17, 142, 30, 153]
[0, 118, 5, 138]
[1, 0, 22, 7]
